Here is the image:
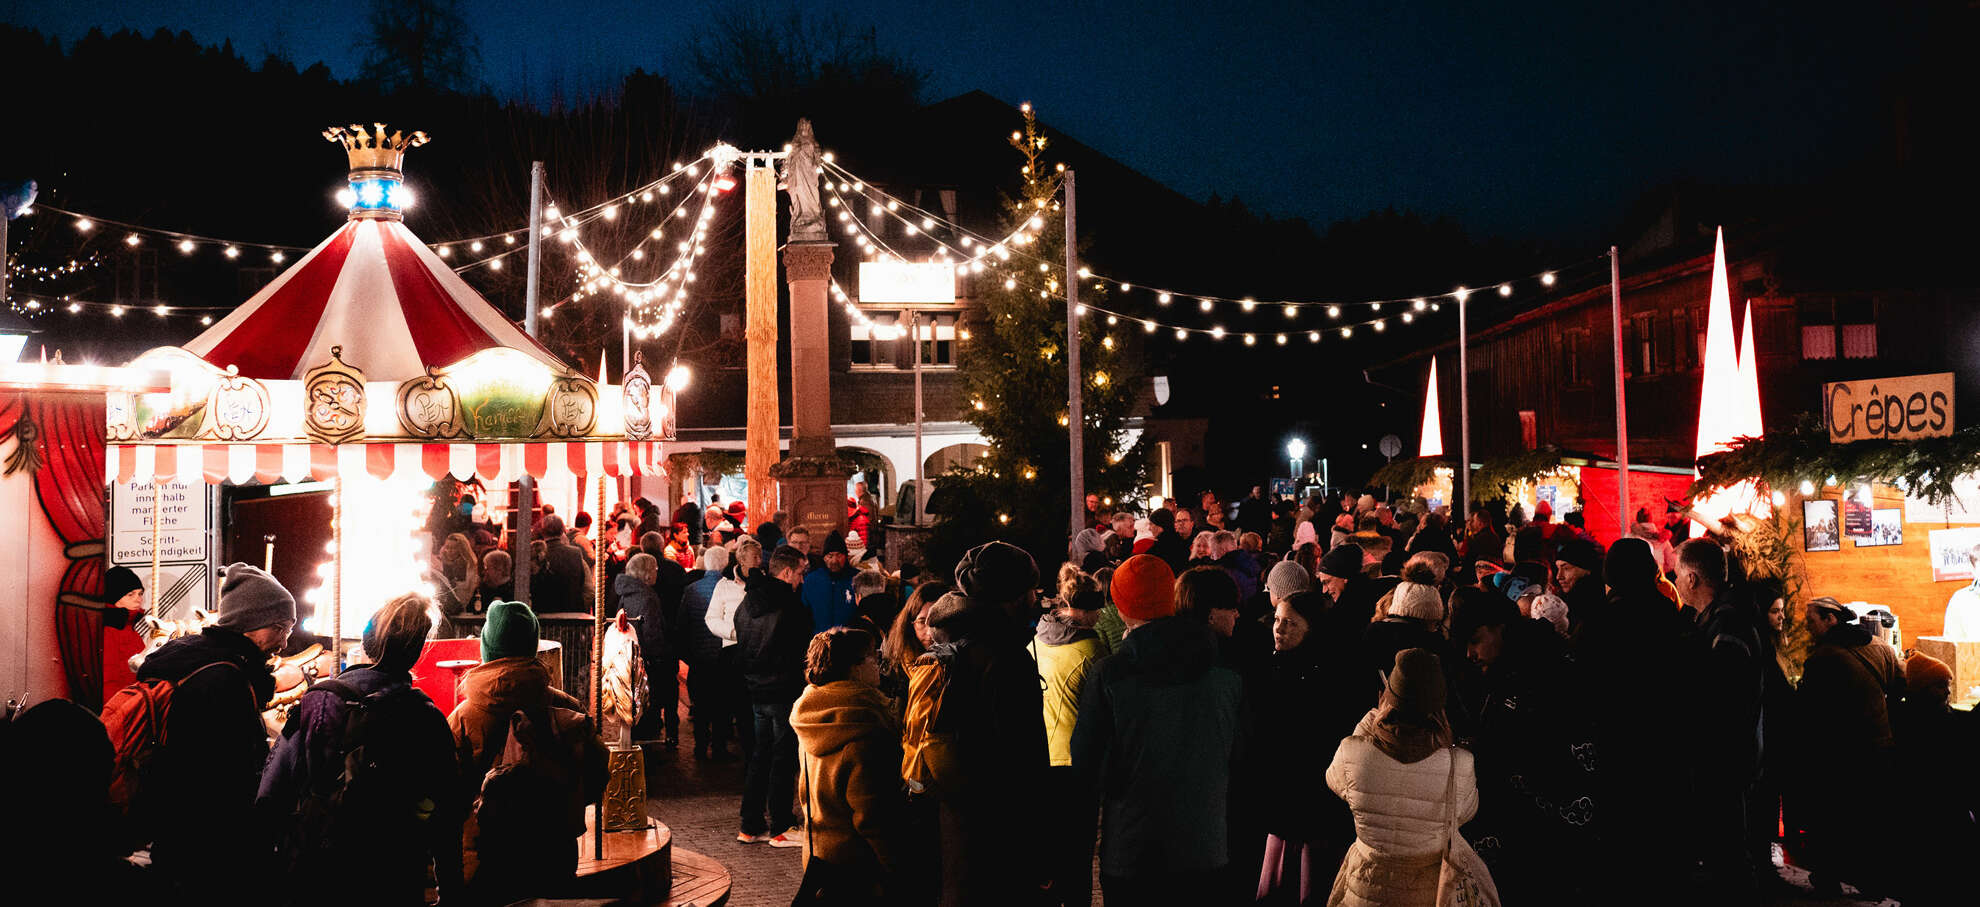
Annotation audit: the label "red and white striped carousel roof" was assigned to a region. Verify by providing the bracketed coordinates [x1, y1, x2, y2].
[184, 218, 565, 381]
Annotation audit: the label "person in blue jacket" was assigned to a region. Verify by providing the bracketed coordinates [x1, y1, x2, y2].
[801, 532, 860, 632]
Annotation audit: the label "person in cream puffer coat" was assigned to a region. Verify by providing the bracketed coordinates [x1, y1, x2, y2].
[1325, 648, 1499, 907]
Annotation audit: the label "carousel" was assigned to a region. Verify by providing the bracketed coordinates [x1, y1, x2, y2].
[102, 124, 701, 895]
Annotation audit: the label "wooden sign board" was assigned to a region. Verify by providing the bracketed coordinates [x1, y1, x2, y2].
[1824, 372, 1954, 443]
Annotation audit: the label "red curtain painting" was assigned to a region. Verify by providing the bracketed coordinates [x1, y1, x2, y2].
[4, 394, 110, 708]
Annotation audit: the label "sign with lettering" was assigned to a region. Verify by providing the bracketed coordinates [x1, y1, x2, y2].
[1824, 372, 1954, 443]
[110, 478, 210, 564]
[857, 261, 956, 304]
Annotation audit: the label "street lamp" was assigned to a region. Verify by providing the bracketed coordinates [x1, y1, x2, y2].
[1286, 438, 1307, 482]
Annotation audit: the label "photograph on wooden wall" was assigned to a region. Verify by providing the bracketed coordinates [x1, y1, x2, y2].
[1856, 509, 1903, 548]
[1804, 499, 1840, 552]
[1842, 496, 1874, 538]
[1928, 526, 1980, 582]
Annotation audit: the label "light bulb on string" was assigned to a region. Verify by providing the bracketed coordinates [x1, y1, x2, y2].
[1326, 305, 1340, 319]
[1157, 293, 1172, 305]
[1498, 283, 1512, 297]
[1308, 331, 1321, 342]
[1541, 272, 1556, 287]
[1275, 333, 1288, 345]
[1284, 304, 1298, 319]
[1199, 298, 1214, 312]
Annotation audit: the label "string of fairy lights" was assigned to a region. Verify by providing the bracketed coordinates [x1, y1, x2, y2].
[816, 154, 1609, 344]
[539, 149, 736, 338]
[5, 121, 1610, 350]
[2, 148, 727, 326]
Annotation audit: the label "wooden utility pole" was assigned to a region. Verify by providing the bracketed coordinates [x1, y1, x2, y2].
[1064, 170, 1084, 537]
[744, 161, 780, 529]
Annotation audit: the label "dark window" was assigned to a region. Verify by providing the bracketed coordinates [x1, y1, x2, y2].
[850, 312, 899, 369]
[1563, 329, 1587, 386]
[1632, 313, 1657, 375]
[1672, 310, 1692, 371]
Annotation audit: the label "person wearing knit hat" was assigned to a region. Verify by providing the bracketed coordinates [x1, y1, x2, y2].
[129, 563, 297, 894]
[480, 600, 541, 662]
[952, 540, 1040, 617]
[1317, 543, 1361, 582]
[215, 562, 298, 643]
[1141, 508, 1189, 573]
[1110, 554, 1177, 624]
[1325, 648, 1498, 906]
[1264, 559, 1313, 606]
[1904, 651, 1954, 702]
[1072, 556, 1241, 902]
[1387, 581, 1445, 623]
[73, 564, 148, 632]
[449, 599, 607, 892]
[919, 541, 1053, 899]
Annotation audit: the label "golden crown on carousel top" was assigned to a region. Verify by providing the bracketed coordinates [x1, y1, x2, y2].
[323, 123, 429, 176]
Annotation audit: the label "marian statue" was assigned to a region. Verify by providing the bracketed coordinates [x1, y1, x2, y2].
[784, 119, 828, 242]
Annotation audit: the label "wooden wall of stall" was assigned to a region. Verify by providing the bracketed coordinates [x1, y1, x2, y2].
[1792, 484, 1977, 650]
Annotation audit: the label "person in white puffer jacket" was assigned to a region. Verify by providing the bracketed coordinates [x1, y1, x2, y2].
[1326, 648, 1501, 907]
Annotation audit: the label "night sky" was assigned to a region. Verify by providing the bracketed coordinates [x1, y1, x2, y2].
[9, 1, 1920, 241]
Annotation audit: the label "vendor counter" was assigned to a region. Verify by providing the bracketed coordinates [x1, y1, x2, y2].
[445, 611, 594, 697]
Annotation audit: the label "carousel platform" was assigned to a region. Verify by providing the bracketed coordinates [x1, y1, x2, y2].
[553, 813, 731, 907]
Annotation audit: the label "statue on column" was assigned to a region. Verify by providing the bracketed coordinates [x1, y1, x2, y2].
[783, 119, 828, 242]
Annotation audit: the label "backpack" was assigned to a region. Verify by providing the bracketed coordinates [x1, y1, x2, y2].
[900, 655, 965, 796]
[471, 707, 582, 857]
[101, 660, 239, 833]
[276, 678, 426, 870]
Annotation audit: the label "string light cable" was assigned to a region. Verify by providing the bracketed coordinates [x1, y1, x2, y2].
[818, 156, 1605, 320]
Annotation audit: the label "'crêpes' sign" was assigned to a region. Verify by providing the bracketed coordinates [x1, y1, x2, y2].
[1824, 372, 1954, 443]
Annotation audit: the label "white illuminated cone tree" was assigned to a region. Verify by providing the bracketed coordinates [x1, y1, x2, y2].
[1420, 358, 1444, 458]
[1692, 227, 1767, 530]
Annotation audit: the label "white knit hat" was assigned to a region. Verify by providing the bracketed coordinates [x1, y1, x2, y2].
[1389, 581, 1445, 622]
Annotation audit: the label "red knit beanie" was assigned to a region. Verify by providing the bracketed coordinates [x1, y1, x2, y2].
[1905, 652, 1954, 699]
[1111, 554, 1177, 622]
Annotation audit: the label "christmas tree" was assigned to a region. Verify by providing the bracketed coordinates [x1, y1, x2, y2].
[929, 103, 1147, 571]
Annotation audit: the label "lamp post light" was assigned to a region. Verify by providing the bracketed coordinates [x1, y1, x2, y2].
[1286, 438, 1307, 483]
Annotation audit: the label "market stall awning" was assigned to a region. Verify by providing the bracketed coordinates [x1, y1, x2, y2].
[108, 440, 666, 485]
[181, 218, 563, 383]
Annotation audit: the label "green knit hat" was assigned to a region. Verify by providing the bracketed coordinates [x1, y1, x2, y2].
[481, 600, 540, 662]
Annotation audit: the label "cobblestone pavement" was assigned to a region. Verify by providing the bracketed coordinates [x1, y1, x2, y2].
[641, 733, 803, 907]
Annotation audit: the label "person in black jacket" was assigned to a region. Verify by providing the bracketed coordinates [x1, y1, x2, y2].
[532, 515, 589, 613]
[130, 563, 294, 900]
[638, 532, 688, 745]
[939, 541, 1052, 905]
[1675, 538, 1766, 900]
[678, 546, 733, 760]
[1144, 507, 1190, 573]
[258, 593, 463, 905]
[1255, 589, 1357, 906]
[733, 545, 814, 845]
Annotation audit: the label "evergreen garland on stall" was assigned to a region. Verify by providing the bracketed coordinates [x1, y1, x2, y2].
[1693, 412, 1980, 508]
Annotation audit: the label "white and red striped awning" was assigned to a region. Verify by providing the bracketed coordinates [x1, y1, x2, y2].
[109, 441, 665, 486]
[182, 218, 565, 382]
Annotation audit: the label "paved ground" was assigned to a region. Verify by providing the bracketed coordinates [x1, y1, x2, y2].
[637, 711, 1902, 906]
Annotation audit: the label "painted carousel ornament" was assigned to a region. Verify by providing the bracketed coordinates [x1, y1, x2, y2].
[622, 352, 652, 441]
[303, 345, 365, 445]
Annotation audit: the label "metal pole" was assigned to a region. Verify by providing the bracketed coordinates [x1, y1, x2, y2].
[912, 309, 926, 525]
[1610, 245, 1630, 540]
[592, 473, 607, 860]
[1064, 170, 1084, 538]
[1459, 290, 1471, 513]
[513, 161, 545, 605]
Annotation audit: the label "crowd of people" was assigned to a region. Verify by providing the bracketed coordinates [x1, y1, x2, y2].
[5, 481, 1979, 906]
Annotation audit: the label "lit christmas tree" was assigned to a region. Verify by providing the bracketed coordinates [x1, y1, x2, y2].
[930, 103, 1147, 568]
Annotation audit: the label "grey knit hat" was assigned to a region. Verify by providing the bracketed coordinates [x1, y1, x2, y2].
[214, 563, 297, 632]
[1264, 560, 1314, 601]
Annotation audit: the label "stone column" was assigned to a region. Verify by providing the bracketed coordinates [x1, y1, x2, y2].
[771, 240, 852, 550]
